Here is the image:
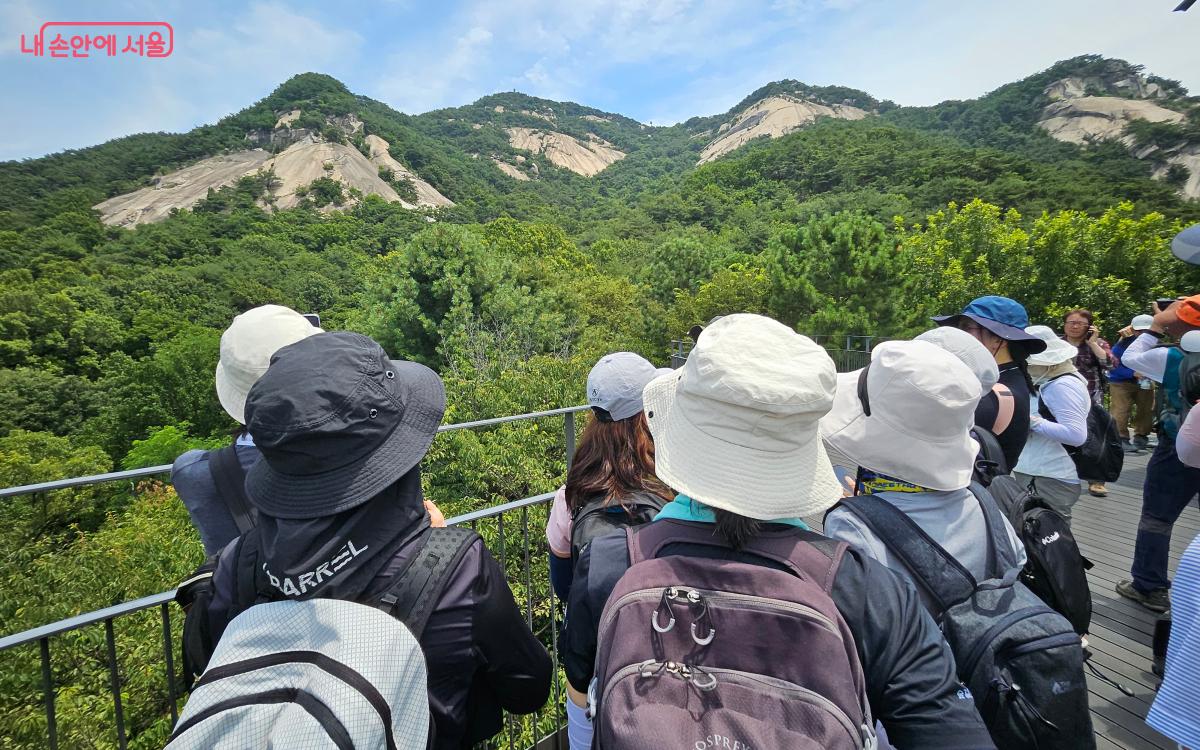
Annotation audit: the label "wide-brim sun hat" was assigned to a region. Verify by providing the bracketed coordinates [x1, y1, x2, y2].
[820, 340, 981, 491]
[914, 326, 1000, 390]
[243, 332, 446, 519]
[215, 305, 322, 425]
[642, 313, 843, 521]
[1024, 325, 1079, 366]
[932, 295, 1047, 354]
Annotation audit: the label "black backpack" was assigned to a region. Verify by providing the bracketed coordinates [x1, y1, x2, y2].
[970, 425, 1008, 487]
[569, 490, 667, 564]
[1036, 374, 1123, 482]
[989, 474, 1093, 635]
[841, 487, 1095, 749]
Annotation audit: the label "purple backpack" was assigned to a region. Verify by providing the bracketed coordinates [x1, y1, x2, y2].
[591, 519, 877, 750]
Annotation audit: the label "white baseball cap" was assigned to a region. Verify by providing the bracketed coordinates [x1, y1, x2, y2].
[586, 352, 671, 422]
[215, 305, 323, 425]
[1130, 315, 1154, 331]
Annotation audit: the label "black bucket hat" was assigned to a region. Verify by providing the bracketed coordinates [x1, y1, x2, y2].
[243, 331, 446, 519]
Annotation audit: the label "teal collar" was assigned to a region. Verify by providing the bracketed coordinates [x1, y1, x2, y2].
[654, 495, 809, 530]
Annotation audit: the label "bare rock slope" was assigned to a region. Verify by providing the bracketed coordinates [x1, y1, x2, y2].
[506, 127, 625, 176]
[95, 120, 451, 227]
[1036, 69, 1198, 199]
[698, 95, 869, 165]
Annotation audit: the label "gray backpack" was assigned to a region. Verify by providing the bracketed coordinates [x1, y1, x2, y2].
[840, 489, 1094, 750]
[166, 599, 430, 749]
[591, 519, 877, 750]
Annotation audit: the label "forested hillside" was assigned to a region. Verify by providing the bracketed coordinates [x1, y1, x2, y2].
[2, 54, 1200, 748]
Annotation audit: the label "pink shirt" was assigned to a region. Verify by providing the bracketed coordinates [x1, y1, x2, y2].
[545, 486, 572, 557]
[1178, 408, 1200, 469]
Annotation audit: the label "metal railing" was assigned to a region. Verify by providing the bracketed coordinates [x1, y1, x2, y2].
[1, 347, 879, 749]
[0, 405, 587, 750]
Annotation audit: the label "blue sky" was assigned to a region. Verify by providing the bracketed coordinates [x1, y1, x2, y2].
[1, 0, 1197, 161]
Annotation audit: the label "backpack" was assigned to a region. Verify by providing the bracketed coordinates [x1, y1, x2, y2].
[1037, 374, 1123, 482]
[1157, 346, 1200, 439]
[840, 488, 1094, 750]
[174, 526, 477, 747]
[569, 489, 667, 563]
[590, 519, 877, 750]
[970, 425, 1008, 487]
[984, 475, 1094, 634]
[206, 444, 257, 534]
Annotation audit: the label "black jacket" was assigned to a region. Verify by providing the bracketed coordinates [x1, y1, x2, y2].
[202, 529, 552, 749]
[563, 521, 996, 750]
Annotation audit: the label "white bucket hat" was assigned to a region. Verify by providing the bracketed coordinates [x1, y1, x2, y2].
[914, 327, 1000, 390]
[820, 340, 982, 491]
[1024, 325, 1078, 366]
[215, 305, 322, 425]
[641, 314, 842, 520]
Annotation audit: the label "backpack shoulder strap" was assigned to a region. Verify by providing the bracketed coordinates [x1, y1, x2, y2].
[966, 482, 1020, 577]
[207, 445, 256, 535]
[839, 495, 977, 612]
[990, 382, 1015, 434]
[376, 526, 478, 637]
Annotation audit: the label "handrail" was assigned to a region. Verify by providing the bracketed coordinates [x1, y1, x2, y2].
[0, 491, 559, 652]
[0, 405, 589, 500]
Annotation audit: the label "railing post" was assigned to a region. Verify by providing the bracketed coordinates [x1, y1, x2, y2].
[40, 637, 57, 750]
[564, 411, 576, 469]
[105, 618, 128, 749]
[161, 602, 179, 724]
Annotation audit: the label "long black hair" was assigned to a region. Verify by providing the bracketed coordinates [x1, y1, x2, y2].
[712, 508, 761, 549]
[1009, 342, 1037, 394]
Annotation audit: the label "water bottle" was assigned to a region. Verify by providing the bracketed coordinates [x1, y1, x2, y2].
[1139, 377, 1152, 390]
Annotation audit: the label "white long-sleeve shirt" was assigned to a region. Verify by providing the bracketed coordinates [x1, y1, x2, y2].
[1120, 333, 1170, 383]
[1014, 374, 1090, 482]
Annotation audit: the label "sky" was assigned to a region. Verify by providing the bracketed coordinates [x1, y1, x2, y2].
[1, 0, 1197, 161]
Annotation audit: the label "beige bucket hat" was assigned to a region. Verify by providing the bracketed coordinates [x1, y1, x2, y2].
[820, 340, 982, 491]
[215, 305, 322, 425]
[641, 314, 843, 520]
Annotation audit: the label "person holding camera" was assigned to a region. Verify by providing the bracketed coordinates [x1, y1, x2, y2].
[1061, 308, 1113, 497]
[1115, 296, 1200, 613]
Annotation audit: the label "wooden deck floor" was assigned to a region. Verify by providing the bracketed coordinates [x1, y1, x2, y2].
[808, 447, 1199, 750]
[1070, 447, 1197, 750]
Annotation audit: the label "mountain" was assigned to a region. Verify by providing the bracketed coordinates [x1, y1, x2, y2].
[2, 56, 1198, 234]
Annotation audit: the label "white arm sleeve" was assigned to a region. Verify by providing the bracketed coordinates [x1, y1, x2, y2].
[1177, 408, 1200, 469]
[1033, 378, 1091, 447]
[1120, 333, 1170, 383]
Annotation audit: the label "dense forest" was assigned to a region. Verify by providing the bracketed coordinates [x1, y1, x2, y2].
[2, 54, 1200, 748]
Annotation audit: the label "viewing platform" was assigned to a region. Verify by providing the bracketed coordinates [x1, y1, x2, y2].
[0, 390, 1193, 749]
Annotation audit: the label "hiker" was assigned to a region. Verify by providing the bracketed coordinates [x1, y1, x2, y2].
[1012, 325, 1091, 524]
[545, 352, 673, 601]
[185, 332, 552, 749]
[1062, 309, 1114, 497]
[934, 296, 1048, 473]
[913, 327, 1009, 482]
[822, 339, 1026, 613]
[545, 352, 674, 748]
[1115, 297, 1200, 613]
[563, 314, 996, 749]
[171, 305, 320, 556]
[1109, 315, 1156, 454]
[1146, 532, 1200, 749]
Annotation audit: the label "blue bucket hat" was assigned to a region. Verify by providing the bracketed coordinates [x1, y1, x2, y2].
[932, 296, 1048, 354]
